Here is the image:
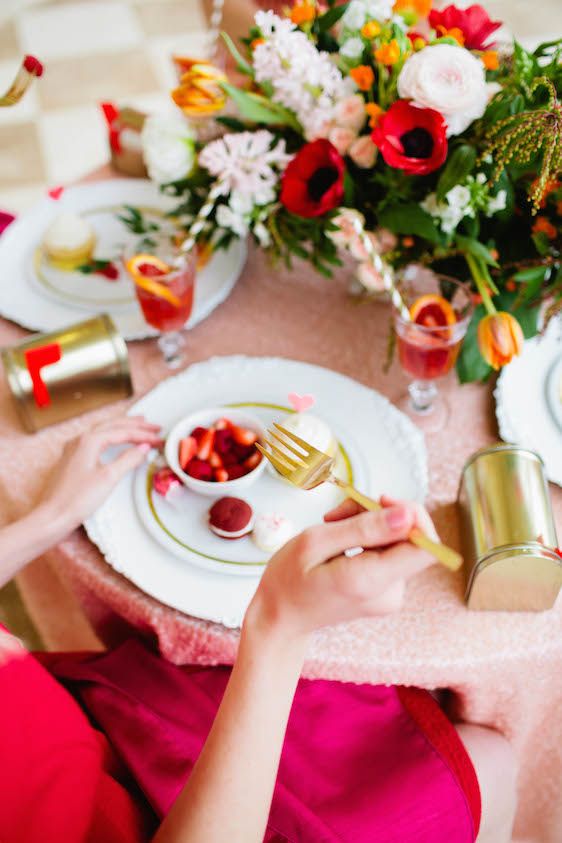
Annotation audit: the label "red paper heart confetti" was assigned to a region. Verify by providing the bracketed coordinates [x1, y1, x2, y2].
[47, 186, 64, 200]
[288, 392, 315, 412]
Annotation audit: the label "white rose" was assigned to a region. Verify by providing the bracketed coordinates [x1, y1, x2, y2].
[340, 38, 365, 60]
[397, 44, 492, 137]
[141, 112, 196, 184]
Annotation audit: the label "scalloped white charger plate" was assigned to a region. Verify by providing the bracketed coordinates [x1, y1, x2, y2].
[495, 321, 562, 486]
[0, 179, 246, 341]
[85, 356, 428, 627]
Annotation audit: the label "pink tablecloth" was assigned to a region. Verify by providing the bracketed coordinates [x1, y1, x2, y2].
[0, 218, 561, 842]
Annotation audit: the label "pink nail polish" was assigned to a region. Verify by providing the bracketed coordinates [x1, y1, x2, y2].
[385, 506, 408, 530]
[138, 443, 151, 454]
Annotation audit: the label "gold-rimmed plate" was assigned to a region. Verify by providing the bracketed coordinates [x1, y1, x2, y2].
[133, 401, 356, 577]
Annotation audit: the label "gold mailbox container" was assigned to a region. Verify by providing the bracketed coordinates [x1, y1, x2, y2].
[2, 315, 133, 432]
[458, 444, 562, 611]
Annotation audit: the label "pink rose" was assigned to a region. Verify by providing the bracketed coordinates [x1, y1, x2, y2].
[357, 261, 385, 292]
[348, 135, 377, 169]
[334, 95, 367, 133]
[328, 126, 356, 156]
[349, 231, 378, 261]
[375, 227, 398, 253]
[329, 208, 365, 248]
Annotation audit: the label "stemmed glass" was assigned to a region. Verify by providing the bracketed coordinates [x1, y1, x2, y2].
[125, 231, 197, 369]
[393, 272, 473, 433]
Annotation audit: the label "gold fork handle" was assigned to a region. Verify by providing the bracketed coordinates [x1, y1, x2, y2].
[332, 478, 382, 512]
[330, 478, 462, 572]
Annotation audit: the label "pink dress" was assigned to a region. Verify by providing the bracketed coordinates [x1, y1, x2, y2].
[0, 630, 480, 842]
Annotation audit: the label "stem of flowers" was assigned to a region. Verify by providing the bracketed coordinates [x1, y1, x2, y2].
[466, 253, 497, 315]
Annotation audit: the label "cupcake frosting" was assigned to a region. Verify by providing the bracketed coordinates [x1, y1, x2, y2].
[278, 412, 335, 456]
[44, 212, 94, 251]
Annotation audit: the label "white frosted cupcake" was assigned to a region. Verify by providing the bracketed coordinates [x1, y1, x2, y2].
[253, 513, 297, 553]
[43, 212, 96, 270]
[277, 412, 337, 459]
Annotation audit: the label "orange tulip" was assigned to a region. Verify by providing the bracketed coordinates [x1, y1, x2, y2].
[481, 50, 499, 70]
[171, 61, 227, 117]
[290, 2, 316, 25]
[350, 65, 375, 91]
[477, 312, 524, 370]
[374, 40, 401, 66]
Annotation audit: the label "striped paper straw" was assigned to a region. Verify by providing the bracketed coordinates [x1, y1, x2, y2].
[350, 216, 411, 321]
[0, 56, 43, 107]
[175, 179, 224, 263]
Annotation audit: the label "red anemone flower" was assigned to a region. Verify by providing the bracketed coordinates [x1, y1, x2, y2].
[429, 4, 502, 50]
[371, 100, 448, 176]
[280, 139, 345, 218]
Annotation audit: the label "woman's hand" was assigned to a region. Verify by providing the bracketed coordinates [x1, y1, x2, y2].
[39, 415, 162, 533]
[246, 495, 439, 643]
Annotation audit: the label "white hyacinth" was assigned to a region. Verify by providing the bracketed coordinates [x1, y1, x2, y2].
[198, 130, 290, 202]
[252, 11, 352, 141]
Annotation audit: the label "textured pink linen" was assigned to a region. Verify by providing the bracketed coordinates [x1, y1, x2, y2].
[0, 169, 560, 841]
[46, 637, 479, 842]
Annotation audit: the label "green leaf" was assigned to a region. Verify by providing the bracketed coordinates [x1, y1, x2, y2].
[455, 234, 499, 268]
[220, 32, 253, 77]
[343, 171, 355, 206]
[436, 145, 476, 202]
[378, 203, 443, 245]
[215, 116, 247, 132]
[456, 304, 492, 384]
[513, 266, 548, 283]
[220, 83, 301, 131]
[532, 231, 550, 256]
[513, 40, 538, 83]
[317, 3, 348, 31]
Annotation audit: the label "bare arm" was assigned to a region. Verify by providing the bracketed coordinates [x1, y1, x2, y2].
[154, 499, 439, 843]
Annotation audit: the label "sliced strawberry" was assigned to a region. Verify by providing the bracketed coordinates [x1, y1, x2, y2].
[226, 464, 246, 480]
[197, 428, 215, 460]
[214, 468, 229, 483]
[185, 458, 213, 481]
[214, 429, 234, 456]
[138, 262, 167, 277]
[209, 452, 223, 469]
[179, 435, 197, 470]
[233, 443, 255, 462]
[215, 418, 232, 430]
[231, 425, 258, 447]
[221, 450, 239, 467]
[190, 426, 208, 444]
[243, 451, 261, 471]
[153, 467, 181, 497]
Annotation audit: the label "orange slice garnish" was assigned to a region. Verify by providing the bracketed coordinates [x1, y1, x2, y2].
[125, 253, 181, 308]
[409, 294, 457, 328]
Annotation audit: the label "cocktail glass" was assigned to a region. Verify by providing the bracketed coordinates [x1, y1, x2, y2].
[393, 273, 473, 433]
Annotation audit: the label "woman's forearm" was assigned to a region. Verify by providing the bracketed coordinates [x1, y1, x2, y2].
[0, 504, 71, 588]
[154, 616, 308, 843]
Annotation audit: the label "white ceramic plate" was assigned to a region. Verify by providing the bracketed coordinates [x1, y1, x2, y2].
[0, 179, 246, 341]
[495, 321, 562, 485]
[85, 356, 428, 627]
[133, 408, 361, 577]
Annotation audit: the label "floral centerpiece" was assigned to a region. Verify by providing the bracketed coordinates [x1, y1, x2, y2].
[140, 2, 562, 381]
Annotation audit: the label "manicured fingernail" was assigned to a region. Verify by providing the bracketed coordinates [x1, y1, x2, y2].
[138, 443, 151, 454]
[385, 505, 408, 530]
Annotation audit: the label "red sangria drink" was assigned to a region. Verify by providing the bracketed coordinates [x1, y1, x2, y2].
[393, 274, 473, 433]
[125, 233, 197, 368]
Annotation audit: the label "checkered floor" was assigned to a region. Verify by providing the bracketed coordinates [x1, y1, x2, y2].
[0, 0, 209, 214]
[0, 0, 559, 212]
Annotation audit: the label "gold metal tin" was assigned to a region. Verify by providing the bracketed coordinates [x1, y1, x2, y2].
[458, 444, 561, 611]
[2, 314, 133, 432]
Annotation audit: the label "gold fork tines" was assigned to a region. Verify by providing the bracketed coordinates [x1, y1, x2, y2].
[260, 423, 462, 572]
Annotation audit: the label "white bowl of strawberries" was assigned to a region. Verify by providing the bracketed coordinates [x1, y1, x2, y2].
[165, 407, 267, 496]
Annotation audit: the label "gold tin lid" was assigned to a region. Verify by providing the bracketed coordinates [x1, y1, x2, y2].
[461, 442, 545, 477]
[466, 542, 562, 611]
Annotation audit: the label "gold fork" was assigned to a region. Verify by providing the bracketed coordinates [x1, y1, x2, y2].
[257, 423, 462, 572]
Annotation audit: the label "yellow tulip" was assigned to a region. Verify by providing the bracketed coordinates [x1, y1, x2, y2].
[477, 312, 524, 370]
[171, 60, 227, 117]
